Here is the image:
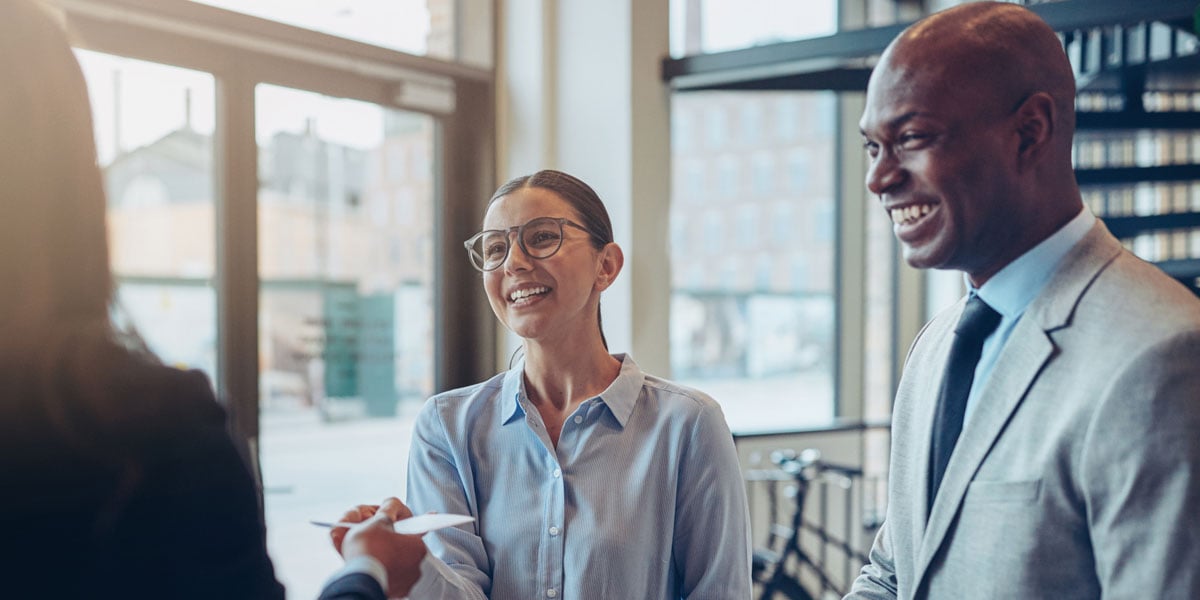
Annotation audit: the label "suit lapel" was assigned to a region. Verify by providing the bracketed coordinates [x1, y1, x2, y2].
[908, 306, 962, 543]
[913, 318, 1054, 586]
[909, 221, 1123, 593]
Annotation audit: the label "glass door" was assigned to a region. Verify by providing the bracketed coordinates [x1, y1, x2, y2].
[255, 84, 437, 596]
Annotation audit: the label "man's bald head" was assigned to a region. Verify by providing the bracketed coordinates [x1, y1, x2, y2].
[859, 2, 1085, 285]
[879, 2, 1076, 147]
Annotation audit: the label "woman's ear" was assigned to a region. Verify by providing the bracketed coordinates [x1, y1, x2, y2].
[595, 243, 624, 291]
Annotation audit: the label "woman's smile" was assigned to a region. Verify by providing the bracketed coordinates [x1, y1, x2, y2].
[508, 284, 552, 307]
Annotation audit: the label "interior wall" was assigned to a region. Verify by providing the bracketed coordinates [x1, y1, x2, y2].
[496, 0, 672, 375]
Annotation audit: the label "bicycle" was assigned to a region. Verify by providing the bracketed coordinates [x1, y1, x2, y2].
[748, 448, 873, 600]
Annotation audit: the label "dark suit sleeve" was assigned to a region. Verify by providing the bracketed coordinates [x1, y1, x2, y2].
[1080, 331, 1200, 599]
[318, 572, 387, 600]
[113, 369, 286, 600]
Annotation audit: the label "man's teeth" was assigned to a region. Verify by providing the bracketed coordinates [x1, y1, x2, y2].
[510, 287, 549, 301]
[889, 203, 934, 225]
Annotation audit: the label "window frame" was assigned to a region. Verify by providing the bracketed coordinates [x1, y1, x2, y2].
[54, 0, 496, 468]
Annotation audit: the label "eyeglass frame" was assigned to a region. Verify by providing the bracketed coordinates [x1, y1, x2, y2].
[462, 216, 603, 272]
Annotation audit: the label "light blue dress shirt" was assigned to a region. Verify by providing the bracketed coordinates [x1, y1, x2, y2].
[963, 207, 1095, 423]
[404, 353, 752, 599]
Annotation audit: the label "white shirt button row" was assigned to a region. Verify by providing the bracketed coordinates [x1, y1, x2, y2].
[549, 526, 560, 536]
[552, 468, 561, 478]
[547, 589, 558, 598]
[573, 415, 583, 424]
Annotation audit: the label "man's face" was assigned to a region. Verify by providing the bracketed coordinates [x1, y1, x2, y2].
[859, 52, 1022, 282]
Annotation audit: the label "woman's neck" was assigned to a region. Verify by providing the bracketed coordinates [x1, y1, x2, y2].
[521, 337, 620, 413]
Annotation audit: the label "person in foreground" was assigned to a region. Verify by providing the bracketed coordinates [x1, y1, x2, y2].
[0, 2, 416, 598]
[333, 169, 753, 598]
[849, 3, 1200, 599]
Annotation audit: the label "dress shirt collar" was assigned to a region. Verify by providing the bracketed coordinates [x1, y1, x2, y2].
[970, 207, 1095, 319]
[500, 366, 526, 425]
[598, 353, 645, 428]
[499, 353, 645, 429]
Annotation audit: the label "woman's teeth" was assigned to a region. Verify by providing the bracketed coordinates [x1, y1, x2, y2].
[889, 203, 934, 225]
[510, 287, 549, 302]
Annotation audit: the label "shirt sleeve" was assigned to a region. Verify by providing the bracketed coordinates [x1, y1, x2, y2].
[671, 401, 753, 599]
[404, 398, 490, 600]
[846, 519, 900, 599]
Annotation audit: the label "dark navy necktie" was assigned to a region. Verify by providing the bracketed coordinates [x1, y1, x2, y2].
[929, 294, 1002, 510]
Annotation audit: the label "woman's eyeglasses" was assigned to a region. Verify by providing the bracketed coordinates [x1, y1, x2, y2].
[463, 216, 598, 272]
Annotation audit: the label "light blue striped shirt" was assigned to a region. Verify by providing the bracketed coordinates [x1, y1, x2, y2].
[405, 353, 752, 599]
[964, 207, 1095, 422]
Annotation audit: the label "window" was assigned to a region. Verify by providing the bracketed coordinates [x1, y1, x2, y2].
[65, 3, 492, 598]
[705, 106, 729, 149]
[737, 204, 758, 249]
[788, 149, 811, 193]
[741, 103, 763, 145]
[752, 152, 775, 196]
[717, 157, 740, 197]
[669, 0, 836, 57]
[670, 91, 837, 433]
[256, 86, 436, 595]
[191, 0, 491, 66]
[79, 51, 218, 378]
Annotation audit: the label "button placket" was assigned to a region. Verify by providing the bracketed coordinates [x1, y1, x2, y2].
[542, 457, 566, 599]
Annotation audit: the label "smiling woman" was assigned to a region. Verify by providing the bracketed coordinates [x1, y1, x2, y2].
[357, 169, 754, 598]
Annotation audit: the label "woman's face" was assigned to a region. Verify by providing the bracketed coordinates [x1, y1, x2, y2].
[480, 187, 607, 345]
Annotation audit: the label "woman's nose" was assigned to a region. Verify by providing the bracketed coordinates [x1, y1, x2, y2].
[503, 236, 533, 272]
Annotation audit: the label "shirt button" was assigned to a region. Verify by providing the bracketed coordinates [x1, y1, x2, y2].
[547, 589, 558, 598]
[549, 526, 560, 536]
[552, 468, 561, 478]
[573, 415, 583, 424]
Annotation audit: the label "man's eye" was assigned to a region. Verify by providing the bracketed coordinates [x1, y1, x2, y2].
[863, 140, 880, 158]
[898, 132, 928, 148]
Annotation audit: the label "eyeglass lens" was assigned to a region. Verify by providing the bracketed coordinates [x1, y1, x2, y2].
[471, 217, 565, 271]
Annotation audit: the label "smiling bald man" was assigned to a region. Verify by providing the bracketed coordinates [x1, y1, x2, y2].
[851, 3, 1200, 599]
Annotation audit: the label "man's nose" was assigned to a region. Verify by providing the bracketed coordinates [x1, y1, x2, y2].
[865, 150, 904, 197]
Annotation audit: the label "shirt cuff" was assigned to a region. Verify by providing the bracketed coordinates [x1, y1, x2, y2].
[407, 551, 455, 597]
[325, 555, 389, 593]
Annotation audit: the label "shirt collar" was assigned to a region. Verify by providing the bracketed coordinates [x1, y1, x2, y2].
[500, 364, 527, 425]
[498, 353, 646, 429]
[597, 353, 645, 429]
[970, 207, 1095, 319]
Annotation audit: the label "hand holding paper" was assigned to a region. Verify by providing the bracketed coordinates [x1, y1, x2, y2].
[325, 497, 443, 598]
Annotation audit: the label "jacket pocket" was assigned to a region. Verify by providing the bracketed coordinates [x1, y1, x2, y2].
[964, 479, 1041, 504]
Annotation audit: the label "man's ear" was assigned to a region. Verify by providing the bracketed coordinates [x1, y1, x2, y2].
[595, 243, 624, 291]
[1014, 92, 1055, 171]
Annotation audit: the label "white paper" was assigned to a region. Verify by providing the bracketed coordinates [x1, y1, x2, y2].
[392, 513, 475, 534]
[310, 512, 474, 535]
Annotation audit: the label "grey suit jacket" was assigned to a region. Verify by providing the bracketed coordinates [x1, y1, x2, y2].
[848, 222, 1200, 599]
